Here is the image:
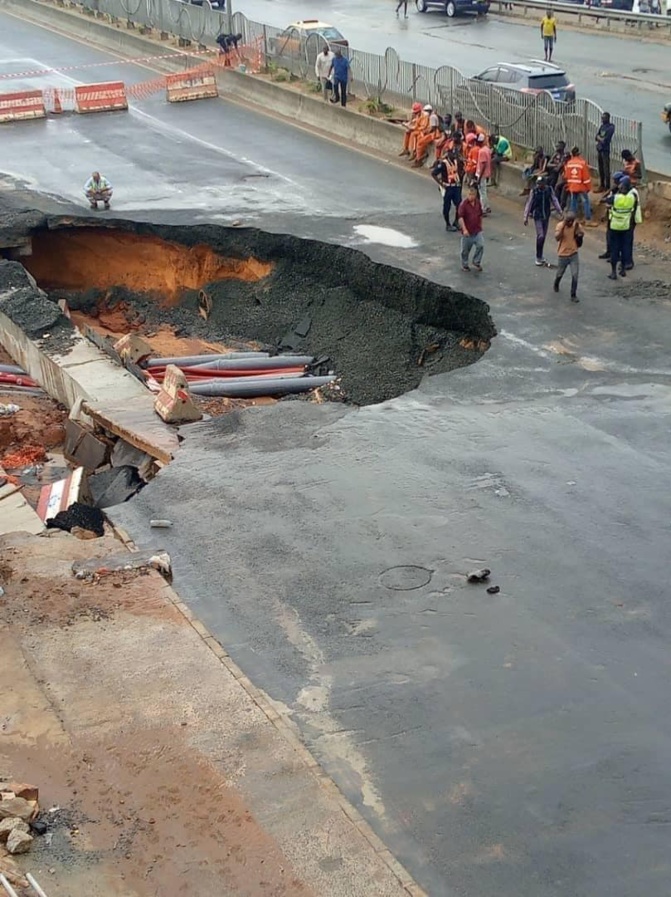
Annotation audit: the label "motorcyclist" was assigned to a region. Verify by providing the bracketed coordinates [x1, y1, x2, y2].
[84, 171, 113, 210]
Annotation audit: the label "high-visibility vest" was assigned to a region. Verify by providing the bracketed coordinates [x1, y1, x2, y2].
[610, 192, 636, 231]
[465, 146, 479, 174]
[445, 160, 459, 185]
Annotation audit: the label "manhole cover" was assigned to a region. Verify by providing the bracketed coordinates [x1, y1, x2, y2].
[380, 565, 433, 591]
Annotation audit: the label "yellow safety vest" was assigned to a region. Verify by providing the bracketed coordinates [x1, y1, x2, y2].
[610, 192, 636, 232]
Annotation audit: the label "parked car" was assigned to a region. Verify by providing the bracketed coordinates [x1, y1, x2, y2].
[472, 61, 576, 104]
[268, 20, 348, 58]
[416, 0, 490, 17]
[662, 103, 671, 133]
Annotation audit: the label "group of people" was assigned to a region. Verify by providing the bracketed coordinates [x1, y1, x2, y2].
[315, 46, 352, 107]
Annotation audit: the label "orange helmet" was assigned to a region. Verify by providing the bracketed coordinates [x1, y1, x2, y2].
[412, 102, 422, 112]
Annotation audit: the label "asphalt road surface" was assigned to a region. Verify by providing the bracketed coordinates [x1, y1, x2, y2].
[2, 11, 671, 897]
[238, 0, 671, 174]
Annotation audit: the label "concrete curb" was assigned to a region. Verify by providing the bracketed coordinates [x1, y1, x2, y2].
[111, 523, 427, 897]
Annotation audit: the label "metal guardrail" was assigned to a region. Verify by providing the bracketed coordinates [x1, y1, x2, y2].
[491, 0, 671, 35]
[67, 0, 645, 173]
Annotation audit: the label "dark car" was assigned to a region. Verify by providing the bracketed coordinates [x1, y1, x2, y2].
[416, 0, 490, 17]
[472, 61, 576, 104]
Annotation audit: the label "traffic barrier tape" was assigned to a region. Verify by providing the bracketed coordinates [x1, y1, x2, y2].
[165, 66, 218, 103]
[75, 81, 128, 114]
[0, 89, 46, 123]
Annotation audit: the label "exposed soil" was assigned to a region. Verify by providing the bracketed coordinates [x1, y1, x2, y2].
[24, 229, 274, 304]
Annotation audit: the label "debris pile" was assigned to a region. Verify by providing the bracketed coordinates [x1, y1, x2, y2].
[0, 782, 43, 861]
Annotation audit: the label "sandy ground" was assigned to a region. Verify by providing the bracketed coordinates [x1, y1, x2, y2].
[0, 530, 415, 897]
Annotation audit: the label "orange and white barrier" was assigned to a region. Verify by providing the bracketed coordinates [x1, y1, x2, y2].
[75, 81, 128, 114]
[165, 66, 218, 103]
[0, 89, 46, 124]
[154, 365, 202, 424]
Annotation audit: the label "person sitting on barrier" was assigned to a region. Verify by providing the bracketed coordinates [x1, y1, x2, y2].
[216, 32, 243, 65]
[464, 119, 486, 142]
[546, 141, 568, 189]
[620, 149, 642, 186]
[404, 103, 430, 161]
[413, 105, 443, 167]
[84, 171, 112, 210]
[490, 133, 511, 186]
[399, 102, 423, 157]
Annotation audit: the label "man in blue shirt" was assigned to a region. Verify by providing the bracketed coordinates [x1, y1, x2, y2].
[329, 47, 351, 108]
[595, 111, 615, 192]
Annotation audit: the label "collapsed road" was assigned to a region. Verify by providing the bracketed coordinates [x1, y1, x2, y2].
[1, 8, 671, 895]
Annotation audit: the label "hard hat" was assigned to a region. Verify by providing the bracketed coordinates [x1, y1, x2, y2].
[423, 104, 433, 111]
[412, 102, 422, 112]
[476, 133, 486, 143]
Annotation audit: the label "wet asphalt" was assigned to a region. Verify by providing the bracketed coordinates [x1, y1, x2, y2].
[2, 12, 671, 897]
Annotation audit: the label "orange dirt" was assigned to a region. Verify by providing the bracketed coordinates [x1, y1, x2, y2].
[0, 393, 66, 456]
[23, 228, 273, 303]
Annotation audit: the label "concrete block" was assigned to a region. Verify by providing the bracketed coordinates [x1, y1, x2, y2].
[64, 418, 109, 470]
[88, 465, 142, 507]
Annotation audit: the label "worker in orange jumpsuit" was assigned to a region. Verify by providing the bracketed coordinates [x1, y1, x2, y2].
[399, 102, 423, 157]
[412, 105, 441, 166]
[464, 132, 480, 181]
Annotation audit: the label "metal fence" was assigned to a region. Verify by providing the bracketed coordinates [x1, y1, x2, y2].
[72, 0, 645, 172]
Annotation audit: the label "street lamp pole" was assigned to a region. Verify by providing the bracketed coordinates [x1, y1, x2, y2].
[225, 0, 232, 35]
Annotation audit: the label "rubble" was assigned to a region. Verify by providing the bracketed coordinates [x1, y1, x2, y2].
[0, 797, 36, 823]
[6, 828, 33, 855]
[72, 548, 172, 581]
[0, 784, 38, 802]
[0, 818, 29, 843]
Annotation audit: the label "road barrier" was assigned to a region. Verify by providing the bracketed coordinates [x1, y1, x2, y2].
[165, 65, 218, 103]
[490, 0, 671, 37]
[74, 80, 128, 113]
[0, 88, 46, 123]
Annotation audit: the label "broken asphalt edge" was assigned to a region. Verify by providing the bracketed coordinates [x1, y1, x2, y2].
[111, 524, 427, 897]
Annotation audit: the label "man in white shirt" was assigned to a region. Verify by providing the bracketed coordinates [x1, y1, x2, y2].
[84, 171, 113, 210]
[315, 46, 334, 101]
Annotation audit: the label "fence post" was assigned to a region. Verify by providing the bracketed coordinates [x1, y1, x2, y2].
[582, 103, 589, 158]
[411, 63, 417, 105]
[262, 24, 268, 71]
[637, 120, 647, 183]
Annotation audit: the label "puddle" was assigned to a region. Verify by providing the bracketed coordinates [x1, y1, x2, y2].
[352, 225, 418, 249]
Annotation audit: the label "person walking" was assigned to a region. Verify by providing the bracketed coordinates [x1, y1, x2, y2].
[553, 212, 583, 302]
[457, 184, 485, 272]
[396, 0, 409, 17]
[607, 180, 636, 279]
[315, 45, 334, 101]
[475, 133, 492, 213]
[595, 111, 615, 192]
[524, 175, 563, 266]
[431, 149, 465, 231]
[564, 146, 592, 222]
[598, 171, 624, 263]
[329, 47, 350, 108]
[540, 8, 557, 62]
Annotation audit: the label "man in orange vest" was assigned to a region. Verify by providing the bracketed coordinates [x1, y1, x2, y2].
[432, 148, 465, 231]
[564, 146, 592, 222]
[413, 105, 441, 166]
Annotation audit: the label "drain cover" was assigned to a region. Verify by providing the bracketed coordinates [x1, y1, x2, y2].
[380, 565, 433, 591]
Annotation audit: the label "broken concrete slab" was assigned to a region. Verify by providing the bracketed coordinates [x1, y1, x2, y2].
[64, 418, 109, 470]
[88, 465, 142, 508]
[110, 437, 151, 471]
[72, 548, 171, 580]
[83, 397, 179, 465]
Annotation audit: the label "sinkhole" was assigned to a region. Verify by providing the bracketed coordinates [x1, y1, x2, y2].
[5, 219, 497, 406]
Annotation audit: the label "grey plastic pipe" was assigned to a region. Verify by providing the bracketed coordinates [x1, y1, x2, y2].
[0, 364, 26, 375]
[145, 352, 269, 368]
[188, 355, 314, 372]
[189, 376, 335, 398]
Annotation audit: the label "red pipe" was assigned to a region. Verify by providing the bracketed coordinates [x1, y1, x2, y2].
[0, 373, 39, 388]
[149, 366, 306, 381]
